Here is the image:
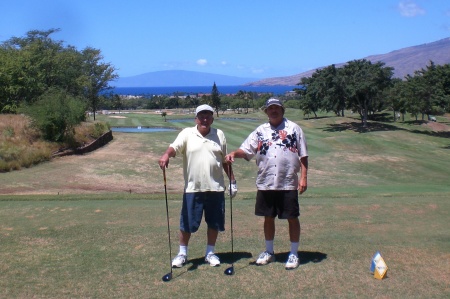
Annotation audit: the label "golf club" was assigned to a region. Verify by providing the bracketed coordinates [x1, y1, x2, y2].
[161, 167, 173, 282]
[224, 163, 235, 276]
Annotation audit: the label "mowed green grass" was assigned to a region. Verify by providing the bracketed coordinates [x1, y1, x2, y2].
[1, 109, 449, 298]
[0, 194, 448, 298]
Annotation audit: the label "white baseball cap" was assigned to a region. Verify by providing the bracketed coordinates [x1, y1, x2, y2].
[195, 104, 214, 115]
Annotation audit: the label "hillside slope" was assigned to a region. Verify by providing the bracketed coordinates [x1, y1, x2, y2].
[246, 37, 450, 86]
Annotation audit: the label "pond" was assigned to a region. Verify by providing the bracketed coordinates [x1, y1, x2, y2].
[167, 117, 258, 123]
[111, 127, 177, 133]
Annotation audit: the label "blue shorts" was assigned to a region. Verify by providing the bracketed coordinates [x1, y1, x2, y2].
[180, 192, 225, 233]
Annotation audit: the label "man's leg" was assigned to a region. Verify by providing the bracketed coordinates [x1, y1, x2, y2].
[287, 217, 300, 243]
[172, 230, 191, 268]
[255, 216, 276, 265]
[178, 230, 191, 257]
[288, 217, 300, 255]
[207, 227, 218, 247]
[285, 217, 301, 269]
[180, 230, 191, 246]
[264, 216, 276, 241]
[205, 227, 220, 266]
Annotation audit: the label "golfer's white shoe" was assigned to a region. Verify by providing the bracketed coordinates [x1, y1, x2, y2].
[285, 254, 299, 270]
[171, 254, 187, 268]
[256, 251, 275, 265]
[205, 253, 221, 267]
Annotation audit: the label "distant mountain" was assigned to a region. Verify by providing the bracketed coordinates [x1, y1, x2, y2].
[245, 37, 450, 86]
[114, 70, 258, 87]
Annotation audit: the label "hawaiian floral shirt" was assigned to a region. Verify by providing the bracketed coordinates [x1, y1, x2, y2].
[240, 118, 308, 190]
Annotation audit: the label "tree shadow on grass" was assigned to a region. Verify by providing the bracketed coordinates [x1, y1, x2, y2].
[322, 120, 450, 141]
[322, 121, 404, 133]
[410, 129, 450, 139]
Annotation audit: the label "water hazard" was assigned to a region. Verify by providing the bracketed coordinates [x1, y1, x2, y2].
[111, 127, 177, 133]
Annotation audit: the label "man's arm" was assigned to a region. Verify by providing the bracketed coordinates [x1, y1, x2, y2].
[225, 149, 247, 162]
[159, 147, 176, 169]
[298, 156, 308, 194]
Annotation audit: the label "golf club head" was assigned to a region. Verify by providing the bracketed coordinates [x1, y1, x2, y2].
[224, 266, 234, 275]
[162, 272, 172, 282]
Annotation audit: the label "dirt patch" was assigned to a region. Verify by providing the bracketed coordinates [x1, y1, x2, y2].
[109, 115, 127, 119]
[423, 121, 450, 132]
[0, 133, 185, 195]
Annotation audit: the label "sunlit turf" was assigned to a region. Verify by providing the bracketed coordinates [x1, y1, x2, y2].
[1, 109, 449, 298]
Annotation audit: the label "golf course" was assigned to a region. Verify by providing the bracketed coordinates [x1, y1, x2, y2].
[1, 109, 449, 298]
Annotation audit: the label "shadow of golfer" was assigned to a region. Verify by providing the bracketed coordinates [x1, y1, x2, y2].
[276, 250, 327, 265]
[185, 251, 253, 271]
[247, 250, 327, 266]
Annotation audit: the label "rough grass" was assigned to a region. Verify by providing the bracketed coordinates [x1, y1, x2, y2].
[0, 115, 110, 173]
[0, 115, 56, 172]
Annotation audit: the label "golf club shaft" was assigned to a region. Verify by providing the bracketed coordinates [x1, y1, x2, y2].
[228, 164, 233, 254]
[163, 167, 172, 275]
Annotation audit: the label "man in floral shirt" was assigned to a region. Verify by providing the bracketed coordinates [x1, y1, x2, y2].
[225, 98, 308, 270]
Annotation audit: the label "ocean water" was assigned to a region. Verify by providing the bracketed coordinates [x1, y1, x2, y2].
[113, 85, 300, 96]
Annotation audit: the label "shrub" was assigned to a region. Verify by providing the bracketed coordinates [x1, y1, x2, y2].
[0, 114, 109, 172]
[20, 88, 87, 142]
[90, 122, 110, 139]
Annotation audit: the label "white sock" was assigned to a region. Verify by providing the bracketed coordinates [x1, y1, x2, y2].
[265, 240, 274, 254]
[290, 242, 299, 257]
[179, 245, 188, 256]
[206, 245, 215, 256]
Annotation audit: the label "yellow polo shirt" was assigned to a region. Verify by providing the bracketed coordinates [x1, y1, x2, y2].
[170, 126, 227, 193]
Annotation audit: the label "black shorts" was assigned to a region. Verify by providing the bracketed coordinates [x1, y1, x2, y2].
[255, 190, 300, 219]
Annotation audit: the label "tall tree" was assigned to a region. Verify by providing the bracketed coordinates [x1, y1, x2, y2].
[384, 78, 407, 121]
[0, 28, 118, 119]
[210, 82, 221, 117]
[342, 59, 393, 127]
[297, 75, 322, 118]
[80, 47, 118, 120]
[404, 61, 450, 119]
[0, 29, 68, 111]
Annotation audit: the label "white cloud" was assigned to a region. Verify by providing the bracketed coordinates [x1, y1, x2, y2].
[398, 1, 425, 17]
[221, 61, 227, 66]
[196, 59, 208, 66]
[251, 68, 265, 74]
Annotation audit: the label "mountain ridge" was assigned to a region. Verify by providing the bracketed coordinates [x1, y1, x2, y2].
[246, 37, 450, 86]
[115, 37, 450, 87]
[115, 70, 258, 87]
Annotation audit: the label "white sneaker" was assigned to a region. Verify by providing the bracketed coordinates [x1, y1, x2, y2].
[256, 251, 275, 265]
[171, 254, 187, 268]
[285, 254, 299, 269]
[205, 253, 220, 267]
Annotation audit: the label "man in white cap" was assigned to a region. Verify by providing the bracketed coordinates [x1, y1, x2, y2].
[225, 98, 308, 270]
[159, 104, 237, 268]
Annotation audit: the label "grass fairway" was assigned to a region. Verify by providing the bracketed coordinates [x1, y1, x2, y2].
[1, 110, 449, 298]
[0, 194, 448, 298]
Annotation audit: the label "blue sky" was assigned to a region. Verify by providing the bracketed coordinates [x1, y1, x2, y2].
[1, 0, 449, 79]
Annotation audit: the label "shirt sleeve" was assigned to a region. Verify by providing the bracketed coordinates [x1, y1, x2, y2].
[169, 128, 189, 155]
[218, 129, 228, 164]
[239, 129, 259, 161]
